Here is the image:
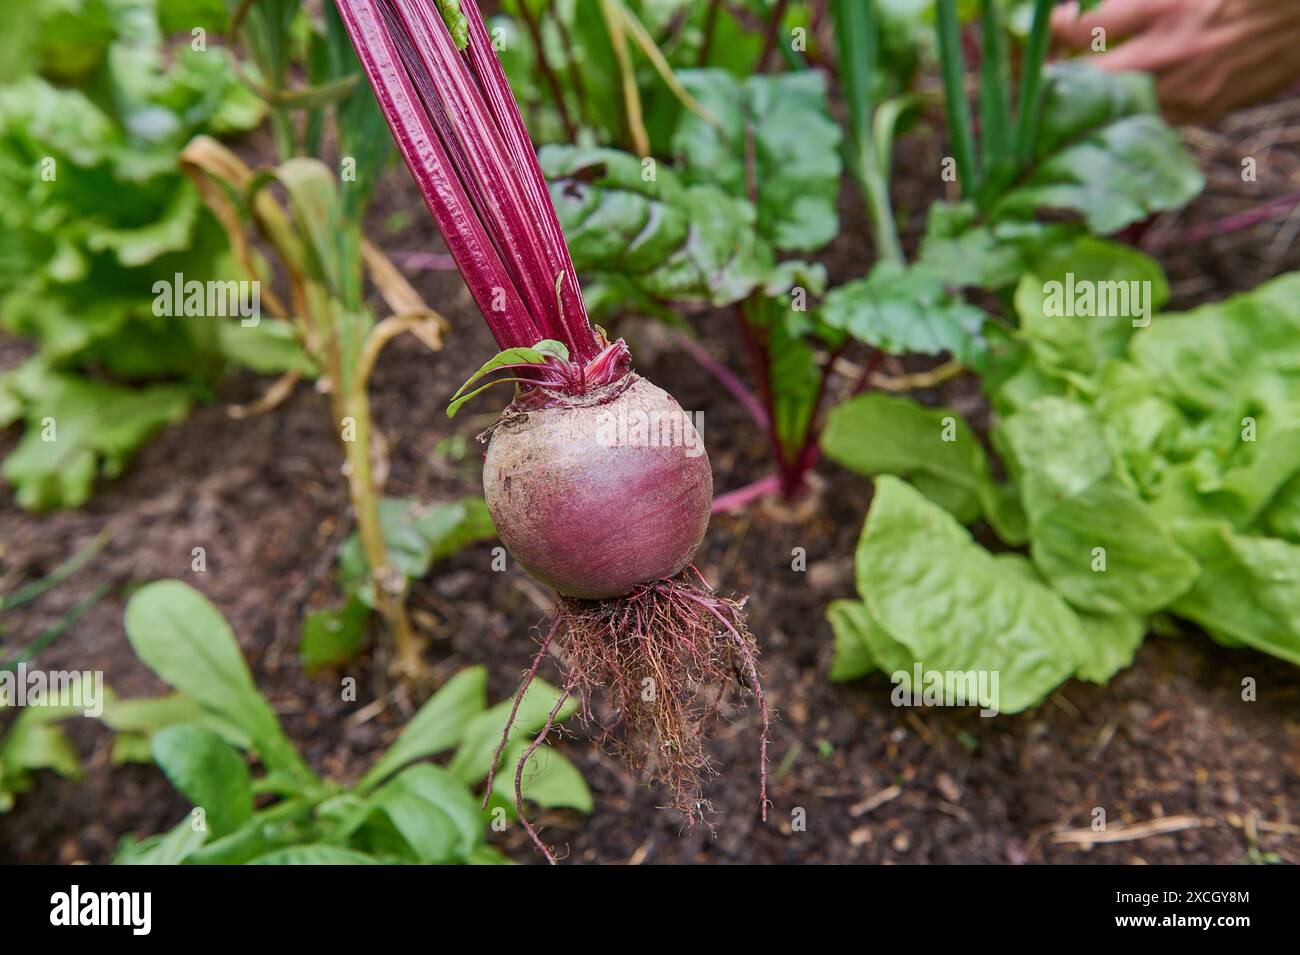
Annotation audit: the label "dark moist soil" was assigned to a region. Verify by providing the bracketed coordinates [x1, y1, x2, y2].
[2, 99, 1300, 866]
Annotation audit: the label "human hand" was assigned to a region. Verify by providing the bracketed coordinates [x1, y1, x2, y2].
[1051, 0, 1300, 124]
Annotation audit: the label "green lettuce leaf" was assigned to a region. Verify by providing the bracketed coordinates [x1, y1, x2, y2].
[1074, 612, 1147, 684]
[1, 363, 190, 511]
[1171, 521, 1300, 666]
[850, 477, 1092, 713]
[1014, 237, 1169, 391]
[821, 391, 1025, 542]
[995, 397, 1199, 615]
[1130, 273, 1300, 414]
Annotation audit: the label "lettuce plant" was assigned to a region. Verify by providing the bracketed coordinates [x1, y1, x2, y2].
[0, 0, 267, 509]
[824, 242, 1300, 708]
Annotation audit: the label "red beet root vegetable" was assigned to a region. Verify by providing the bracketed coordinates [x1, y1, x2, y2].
[485, 375, 714, 600]
[336, 0, 769, 861]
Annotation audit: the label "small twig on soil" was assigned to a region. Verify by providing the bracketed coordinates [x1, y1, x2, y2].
[227, 370, 302, 420]
[1225, 811, 1300, 836]
[513, 577, 557, 616]
[1087, 718, 1120, 762]
[344, 696, 389, 729]
[835, 356, 965, 393]
[1051, 815, 1212, 846]
[1252, 820, 1300, 835]
[625, 838, 655, 865]
[849, 784, 902, 817]
[904, 710, 937, 745]
[1049, 692, 1080, 719]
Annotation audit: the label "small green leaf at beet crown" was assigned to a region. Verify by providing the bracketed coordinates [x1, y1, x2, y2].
[446, 340, 569, 418]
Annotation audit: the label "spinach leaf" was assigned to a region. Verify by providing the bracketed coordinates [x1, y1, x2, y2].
[819, 260, 989, 364]
[541, 144, 773, 310]
[671, 69, 842, 251]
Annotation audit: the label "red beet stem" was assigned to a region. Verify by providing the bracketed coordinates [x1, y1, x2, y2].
[460, 1, 593, 360]
[336, 0, 601, 362]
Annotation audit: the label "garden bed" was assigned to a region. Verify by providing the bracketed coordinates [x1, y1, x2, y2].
[3, 103, 1298, 863]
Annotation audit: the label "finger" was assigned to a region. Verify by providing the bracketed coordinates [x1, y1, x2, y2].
[1050, 0, 1172, 50]
[1088, 31, 1192, 76]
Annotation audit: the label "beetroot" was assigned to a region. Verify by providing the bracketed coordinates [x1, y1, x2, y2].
[484, 376, 712, 599]
[337, 0, 770, 863]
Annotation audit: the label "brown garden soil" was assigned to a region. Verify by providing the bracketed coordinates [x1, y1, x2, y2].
[2, 98, 1299, 866]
